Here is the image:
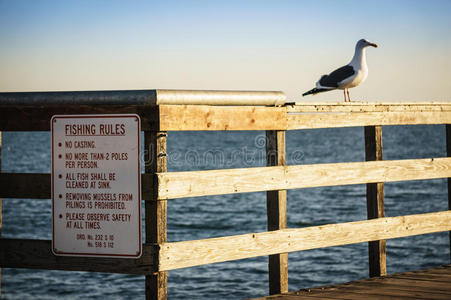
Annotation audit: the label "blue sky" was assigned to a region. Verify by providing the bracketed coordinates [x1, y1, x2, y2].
[1, 0, 450, 101]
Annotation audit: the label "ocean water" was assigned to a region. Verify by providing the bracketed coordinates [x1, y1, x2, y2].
[1, 125, 449, 299]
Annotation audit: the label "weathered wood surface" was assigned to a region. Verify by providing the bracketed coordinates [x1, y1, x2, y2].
[287, 111, 451, 130]
[145, 131, 168, 300]
[0, 173, 154, 200]
[0, 238, 155, 274]
[0, 104, 286, 131]
[0, 131, 2, 297]
[447, 124, 451, 262]
[159, 105, 287, 131]
[266, 130, 288, 294]
[158, 211, 451, 271]
[287, 102, 451, 113]
[0, 105, 159, 131]
[251, 265, 451, 300]
[2, 103, 450, 132]
[0, 173, 50, 199]
[365, 125, 386, 277]
[157, 157, 451, 199]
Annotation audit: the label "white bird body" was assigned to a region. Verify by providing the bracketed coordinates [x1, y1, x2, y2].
[338, 67, 366, 89]
[304, 39, 377, 101]
[342, 42, 369, 88]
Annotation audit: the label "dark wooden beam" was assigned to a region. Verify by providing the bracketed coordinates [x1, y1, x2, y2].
[0, 105, 159, 131]
[266, 130, 288, 294]
[0, 238, 155, 274]
[0, 173, 154, 200]
[145, 131, 168, 300]
[364, 125, 387, 277]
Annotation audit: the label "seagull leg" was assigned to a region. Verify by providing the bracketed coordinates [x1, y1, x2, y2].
[346, 89, 351, 102]
[343, 90, 347, 102]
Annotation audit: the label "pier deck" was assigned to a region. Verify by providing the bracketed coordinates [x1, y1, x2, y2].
[253, 265, 451, 300]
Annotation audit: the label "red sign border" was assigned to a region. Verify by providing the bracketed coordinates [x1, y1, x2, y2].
[51, 114, 142, 258]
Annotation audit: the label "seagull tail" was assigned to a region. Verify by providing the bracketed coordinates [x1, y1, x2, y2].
[302, 88, 329, 97]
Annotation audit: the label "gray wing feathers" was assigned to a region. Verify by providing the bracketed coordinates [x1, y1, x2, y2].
[319, 65, 355, 88]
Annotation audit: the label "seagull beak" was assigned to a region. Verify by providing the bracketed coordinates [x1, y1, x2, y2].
[369, 42, 378, 48]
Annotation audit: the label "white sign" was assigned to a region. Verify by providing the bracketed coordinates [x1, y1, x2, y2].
[51, 114, 142, 258]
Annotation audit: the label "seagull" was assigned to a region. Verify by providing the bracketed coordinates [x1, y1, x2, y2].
[302, 39, 378, 102]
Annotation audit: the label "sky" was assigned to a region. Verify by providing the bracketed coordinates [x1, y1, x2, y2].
[0, 0, 450, 102]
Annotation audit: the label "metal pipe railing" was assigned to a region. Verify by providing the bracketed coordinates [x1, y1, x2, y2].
[0, 89, 286, 106]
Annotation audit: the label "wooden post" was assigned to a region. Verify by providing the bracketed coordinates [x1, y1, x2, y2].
[266, 130, 288, 294]
[364, 126, 387, 277]
[0, 131, 2, 296]
[446, 124, 451, 263]
[145, 131, 168, 300]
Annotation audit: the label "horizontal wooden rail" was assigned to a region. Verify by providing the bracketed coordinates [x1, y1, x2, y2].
[159, 210, 451, 271]
[0, 239, 156, 274]
[0, 105, 286, 132]
[2, 103, 450, 131]
[6, 157, 449, 201]
[286, 111, 451, 130]
[157, 157, 451, 199]
[287, 102, 451, 113]
[0, 173, 50, 199]
[0, 173, 154, 199]
[159, 105, 287, 131]
[0, 105, 159, 131]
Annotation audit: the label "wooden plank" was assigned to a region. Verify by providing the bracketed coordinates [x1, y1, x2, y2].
[347, 279, 451, 294]
[145, 131, 168, 300]
[0, 173, 50, 199]
[0, 131, 2, 297]
[361, 277, 451, 291]
[0, 173, 154, 200]
[296, 284, 451, 300]
[287, 102, 451, 113]
[159, 105, 287, 131]
[395, 273, 451, 283]
[158, 210, 451, 271]
[2, 103, 450, 132]
[309, 286, 450, 299]
[413, 265, 451, 276]
[364, 125, 386, 277]
[0, 238, 155, 274]
[447, 124, 451, 263]
[266, 130, 288, 294]
[287, 111, 451, 130]
[252, 265, 451, 299]
[0, 105, 159, 131]
[157, 157, 451, 199]
[256, 281, 451, 299]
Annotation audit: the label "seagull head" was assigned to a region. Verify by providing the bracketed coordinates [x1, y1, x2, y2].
[357, 38, 378, 48]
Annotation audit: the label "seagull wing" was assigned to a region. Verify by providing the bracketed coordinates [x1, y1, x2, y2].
[318, 65, 355, 88]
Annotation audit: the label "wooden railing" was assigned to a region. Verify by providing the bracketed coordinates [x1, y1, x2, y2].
[1, 90, 451, 299]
